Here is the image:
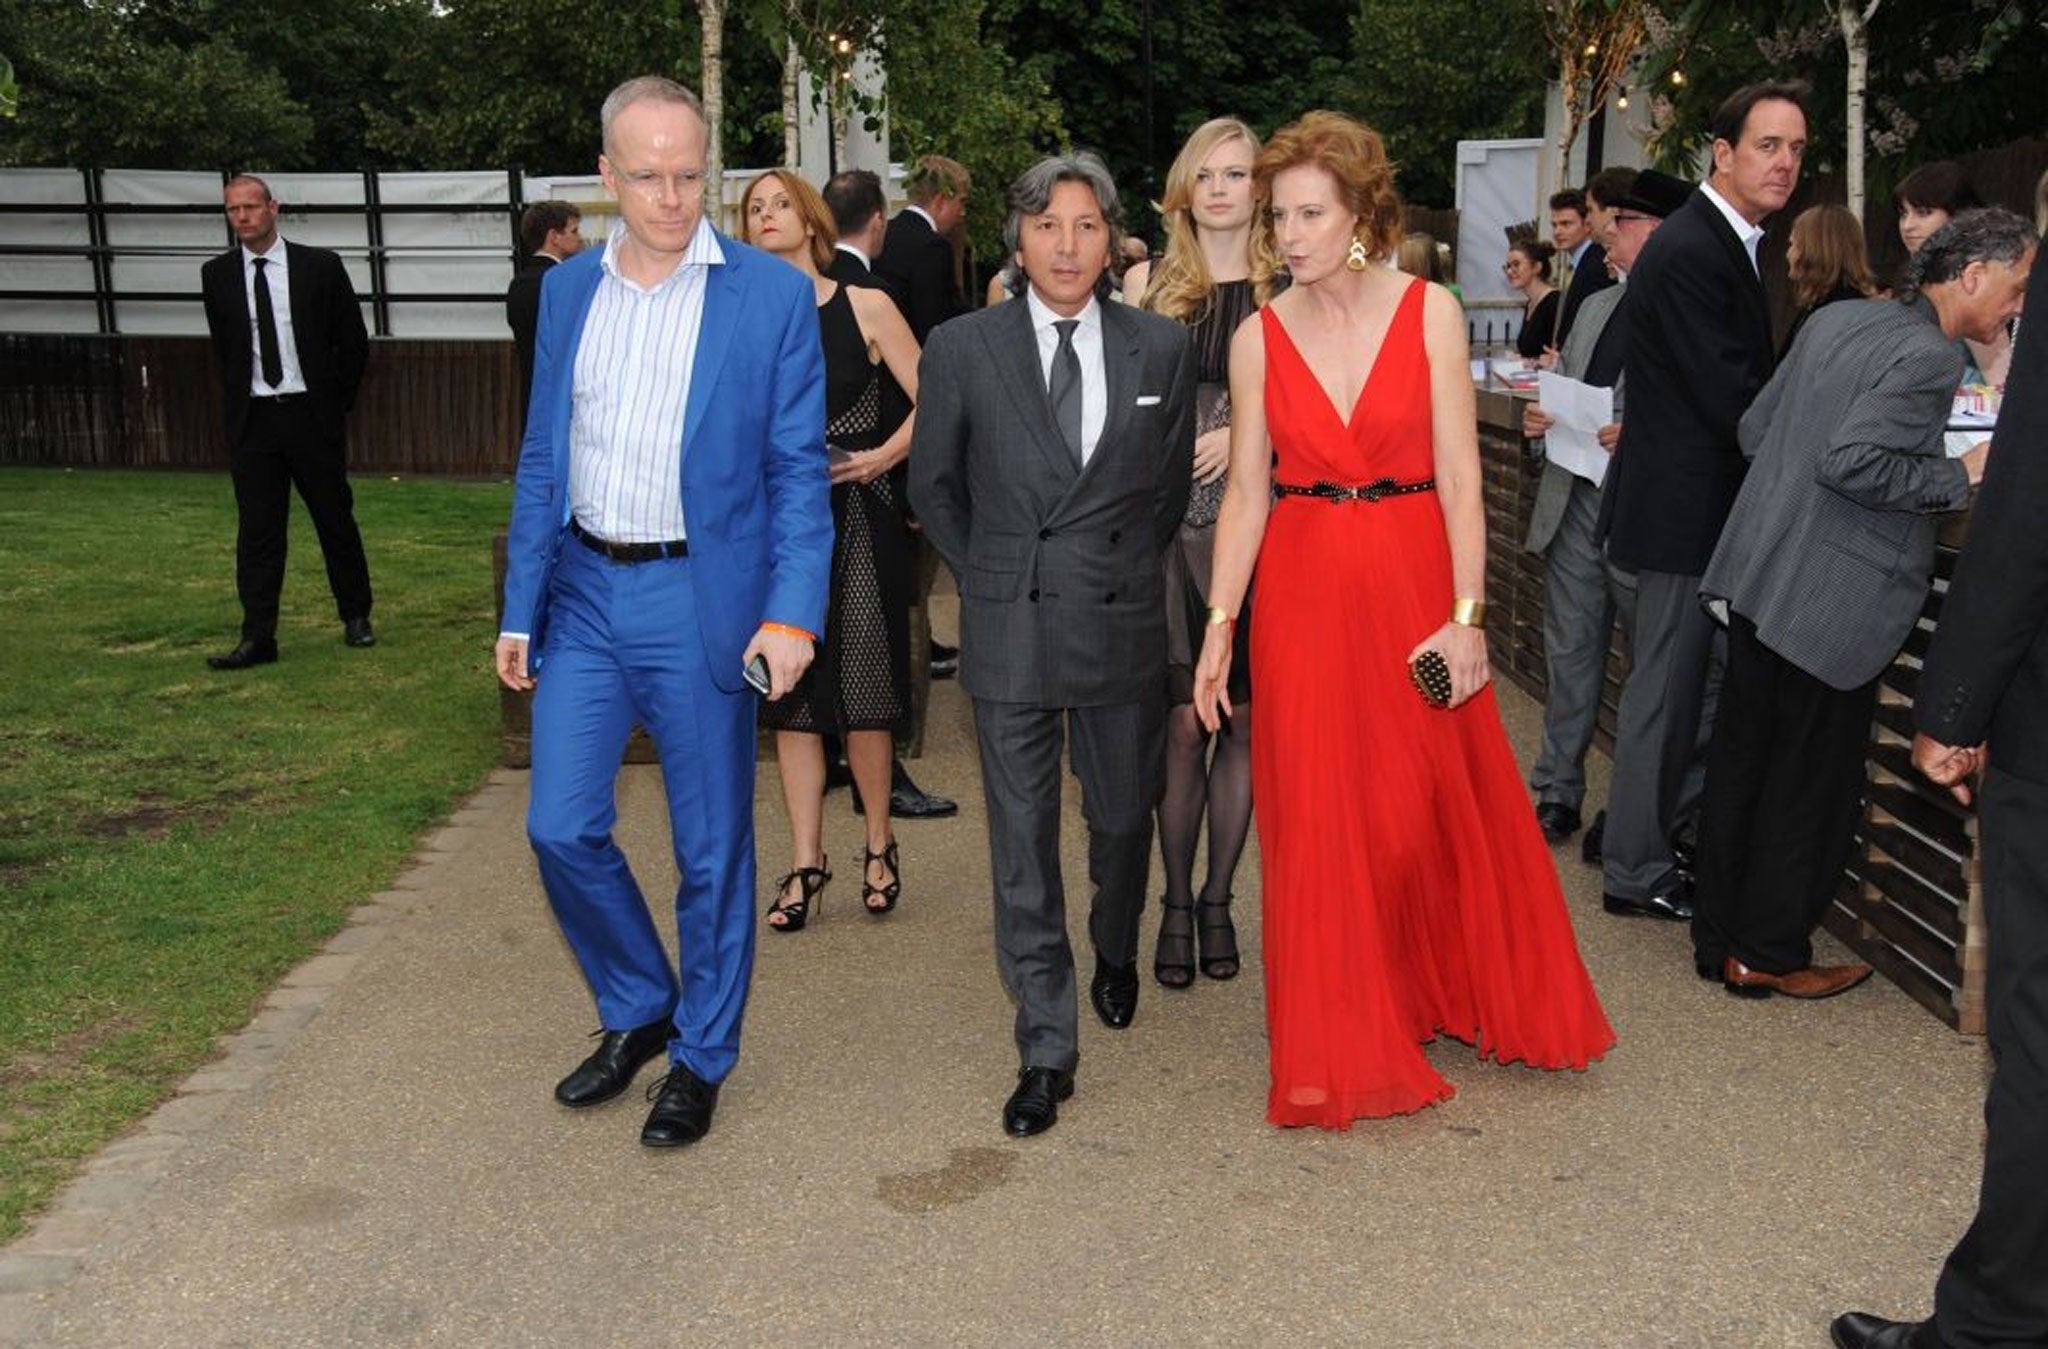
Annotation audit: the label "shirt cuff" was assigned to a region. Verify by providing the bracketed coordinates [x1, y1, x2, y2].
[499, 632, 529, 642]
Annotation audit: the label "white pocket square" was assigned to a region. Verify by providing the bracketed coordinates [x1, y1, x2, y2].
[1135, 394, 1162, 406]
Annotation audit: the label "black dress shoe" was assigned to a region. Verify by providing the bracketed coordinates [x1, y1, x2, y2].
[640, 1063, 720, 1147]
[823, 757, 853, 791]
[856, 760, 959, 819]
[206, 639, 279, 671]
[554, 1018, 672, 1108]
[343, 616, 376, 648]
[1002, 1066, 1074, 1137]
[1602, 887, 1695, 921]
[1535, 802, 1581, 844]
[1090, 955, 1140, 1029]
[1694, 957, 1722, 981]
[1830, 1312, 1931, 1349]
[1581, 809, 1606, 865]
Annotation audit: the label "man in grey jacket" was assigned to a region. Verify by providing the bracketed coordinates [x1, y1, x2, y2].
[909, 153, 1194, 1137]
[1689, 209, 2032, 999]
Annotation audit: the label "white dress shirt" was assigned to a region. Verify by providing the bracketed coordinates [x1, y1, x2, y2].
[1025, 286, 1106, 464]
[1699, 180, 1767, 276]
[568, 218, 724, 543]
[835, 242, 871, 272]
[241, 239, 309, 397]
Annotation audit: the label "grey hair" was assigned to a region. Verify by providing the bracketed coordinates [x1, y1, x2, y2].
[1909, 207, 2037, 289]
[1002, 152, 1123, 256]
[600, 76, 705, 156]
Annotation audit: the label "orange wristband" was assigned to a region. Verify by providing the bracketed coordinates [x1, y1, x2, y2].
[761, 621, 816, 642]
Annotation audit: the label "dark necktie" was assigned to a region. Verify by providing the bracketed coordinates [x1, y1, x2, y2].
[252, 256, 284, 388]
[1049, 319, 1083, 467]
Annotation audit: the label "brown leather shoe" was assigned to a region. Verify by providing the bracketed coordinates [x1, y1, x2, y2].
[1722, 957, 1874, 1000]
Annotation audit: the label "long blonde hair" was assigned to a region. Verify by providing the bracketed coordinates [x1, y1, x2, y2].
[1143, 117, 1281, 324]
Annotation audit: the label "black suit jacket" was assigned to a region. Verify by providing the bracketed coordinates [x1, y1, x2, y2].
[1555, 240, 1615, 347]
[1916, 259, 2048, 783]
[875, 209, 962, 344]
[200, 240, 368, 446]
[1600, 189, 1774, 575]
[505, 253, 557, 420]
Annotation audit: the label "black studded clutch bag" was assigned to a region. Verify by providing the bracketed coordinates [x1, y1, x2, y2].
[1409, 649, 1453, 709]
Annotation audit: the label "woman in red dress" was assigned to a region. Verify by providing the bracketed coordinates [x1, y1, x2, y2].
[1192, 112, 1614, 1128]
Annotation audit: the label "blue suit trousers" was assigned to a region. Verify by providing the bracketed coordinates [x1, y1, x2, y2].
[526, 541, 758, 1084]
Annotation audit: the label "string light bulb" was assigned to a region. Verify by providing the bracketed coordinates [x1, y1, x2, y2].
[1617, 87, 1630, 110]
[1583, 41, 1599, 57]
[1671, 69, 1687, 87]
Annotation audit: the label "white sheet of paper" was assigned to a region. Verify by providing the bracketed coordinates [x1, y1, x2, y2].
[1535, 370, 1614, 486]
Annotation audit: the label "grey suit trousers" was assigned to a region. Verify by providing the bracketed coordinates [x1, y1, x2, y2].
[973, 696, 1164, 1072]
[1601, 567, 1723, 900]
[1530, 476, 1635, 813]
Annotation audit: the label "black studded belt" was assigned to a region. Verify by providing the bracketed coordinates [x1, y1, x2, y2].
[1272, 477, 1435, 503]
[571, 519, 689, 562]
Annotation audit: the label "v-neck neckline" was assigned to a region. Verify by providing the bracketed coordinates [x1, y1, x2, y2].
[1267, 280, 1418, 434]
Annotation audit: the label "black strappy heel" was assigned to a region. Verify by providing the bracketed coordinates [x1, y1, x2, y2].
[1196, 897, 1240, 980]
[1154, 900, 1196, 988]
[767, 859, 831, 933]
[861, 839, 901, 915]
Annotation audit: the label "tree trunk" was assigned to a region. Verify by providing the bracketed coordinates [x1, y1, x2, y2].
[782, 36, 800, 170]
[1839, 0, 1878, 221]
[700, 0, 725, 224]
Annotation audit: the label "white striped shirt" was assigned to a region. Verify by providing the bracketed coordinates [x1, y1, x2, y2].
[569, 218, 725, 542]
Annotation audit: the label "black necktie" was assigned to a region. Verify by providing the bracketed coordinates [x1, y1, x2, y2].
[252, 256, 284, 388]
[1049, 319, 1083, 467]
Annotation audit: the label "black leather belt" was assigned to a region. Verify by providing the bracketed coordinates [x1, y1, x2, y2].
[1273, 477, 1435, 503]
[571, 519, 689, 562]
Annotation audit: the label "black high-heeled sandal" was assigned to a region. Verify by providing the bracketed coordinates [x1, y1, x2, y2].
[1196, 897, 1239, 981]
[1154, 899, 1195, 989]
[861, 838, 901, 915]
[767, 859, 831, 933]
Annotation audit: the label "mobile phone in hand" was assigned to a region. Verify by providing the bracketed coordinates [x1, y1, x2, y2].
[743, 653, 772, 697]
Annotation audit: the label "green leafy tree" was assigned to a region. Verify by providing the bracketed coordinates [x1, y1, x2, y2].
[1, 51, 17, 119]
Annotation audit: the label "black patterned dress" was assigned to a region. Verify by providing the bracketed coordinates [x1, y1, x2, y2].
[759, 284, 912, 734]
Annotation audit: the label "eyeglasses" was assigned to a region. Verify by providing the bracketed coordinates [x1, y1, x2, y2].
[1612, 212, 1657, 226]
[614, 169, 708, 202]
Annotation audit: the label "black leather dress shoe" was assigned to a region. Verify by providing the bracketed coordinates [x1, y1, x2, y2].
[1602, 887, 1695, 921]
[1830, 1312, 1931, 1349]
[206, 639, 279, 671]
[1002, 1066, 1074, 1137]
[641, 1063, 720, 1147]
[1694, 957, 1722, 981]
[856, 760, 959, 819]
[1580, 809, 1606, 864]
[554, 1018, 672, 1108]
[1535, 802, 1581, 844]
[343, 616, 376, 648]
[1090, 955, 1140, 1029]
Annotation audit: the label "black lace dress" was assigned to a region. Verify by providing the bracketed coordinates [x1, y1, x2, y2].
[759, 284, 911, 734]
[1164, 278, 1260, 705]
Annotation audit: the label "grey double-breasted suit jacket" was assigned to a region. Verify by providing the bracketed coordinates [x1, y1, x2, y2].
[1701, 295, 1973, 691]
[908, 296, 1195, 708]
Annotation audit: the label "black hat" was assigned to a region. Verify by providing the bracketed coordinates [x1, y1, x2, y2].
[1610, 169, 1692, 219]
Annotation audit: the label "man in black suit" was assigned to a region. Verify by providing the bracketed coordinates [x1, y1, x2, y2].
[1833, 227, 2041, 1349]
[1549, 187, 1614, 349]
[200, 174, 373, 670]
[1596, 82, 1807, 922]
[876, 153, 969, 345]
[504, 200, 583, 428]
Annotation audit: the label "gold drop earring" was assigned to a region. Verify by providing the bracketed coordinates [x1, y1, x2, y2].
[1346, 237, 1370, 272]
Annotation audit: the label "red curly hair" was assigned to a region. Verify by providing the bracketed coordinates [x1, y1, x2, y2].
[1252, 111, 1404, 289]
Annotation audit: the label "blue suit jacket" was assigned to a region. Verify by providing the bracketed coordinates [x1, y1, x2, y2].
[501, 233, 833, 693]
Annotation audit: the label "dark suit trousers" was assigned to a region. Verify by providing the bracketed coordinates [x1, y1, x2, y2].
[1690, 614, 1876, 972]
[230, 396, 372, 641]
[972, 696, 1164, 1072]
[1931, 767, 2048, 1347]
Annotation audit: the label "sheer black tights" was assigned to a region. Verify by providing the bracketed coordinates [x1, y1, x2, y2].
[1157, 700, 1253, 912]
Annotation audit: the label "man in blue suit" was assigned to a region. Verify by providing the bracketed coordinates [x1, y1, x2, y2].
[494, 75, 832, 1149]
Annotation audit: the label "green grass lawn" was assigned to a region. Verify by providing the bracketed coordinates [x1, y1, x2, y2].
[0, 466, 511, 1242]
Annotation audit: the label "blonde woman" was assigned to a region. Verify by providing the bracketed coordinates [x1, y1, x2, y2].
[741, 170, 923, 930]
[1122, 117, 1280, 989]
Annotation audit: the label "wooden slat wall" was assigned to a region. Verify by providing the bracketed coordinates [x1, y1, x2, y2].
[1475, 391, 1983, 1034]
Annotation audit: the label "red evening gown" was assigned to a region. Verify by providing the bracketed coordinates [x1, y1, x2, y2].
[1250, 281, 1614, 1128]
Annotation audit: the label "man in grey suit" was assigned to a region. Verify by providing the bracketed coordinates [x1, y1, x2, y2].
[1690, 209, 2032, 1000]
[1520, 169, 1688, 845]
[909, 152, 1194, 1137]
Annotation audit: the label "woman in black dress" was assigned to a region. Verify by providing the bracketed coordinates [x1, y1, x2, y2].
[742, 170, 923, 931]
[1506, 239, 1560, 360]
[1123, 117, 1279, 987]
